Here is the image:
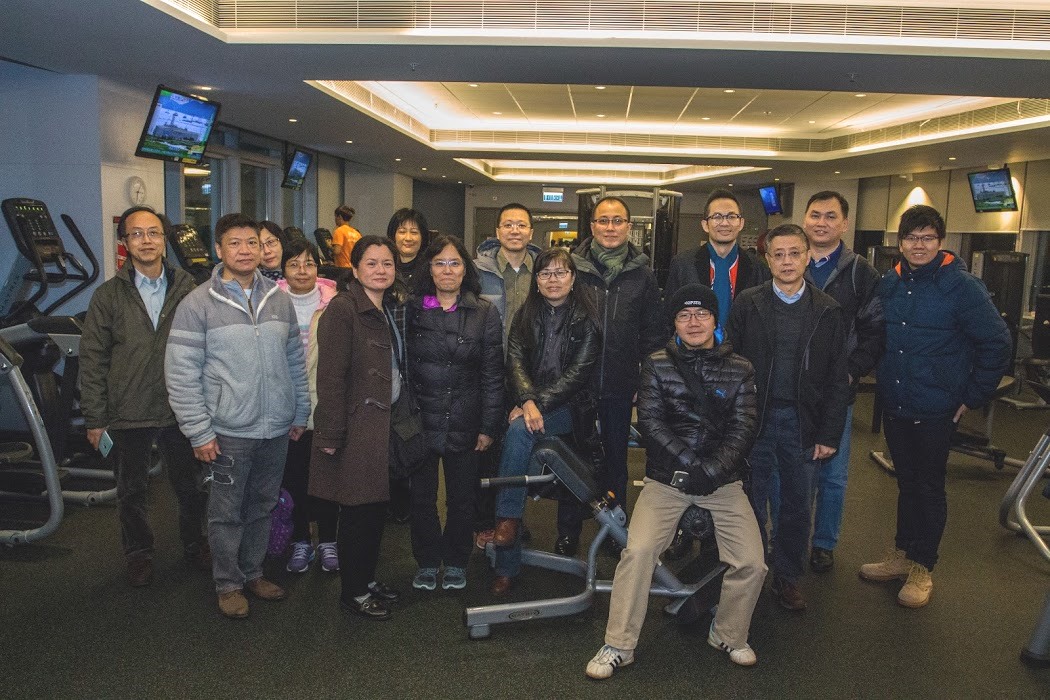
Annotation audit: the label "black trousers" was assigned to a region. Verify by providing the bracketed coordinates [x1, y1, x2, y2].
[884, 414, 955, 571]
[110, 426, 207, 560]
[281, 430, 339, 542]
[337, 501, 388, 601]
[410, 449, 477, 569]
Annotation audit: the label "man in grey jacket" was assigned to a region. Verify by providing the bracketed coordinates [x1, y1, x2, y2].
[166, 212, 310, 619]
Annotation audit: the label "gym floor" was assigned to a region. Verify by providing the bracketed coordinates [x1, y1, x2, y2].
[3, 391, 1049, 698]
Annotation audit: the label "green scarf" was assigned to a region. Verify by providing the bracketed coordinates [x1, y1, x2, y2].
[591, 241, 629, 283]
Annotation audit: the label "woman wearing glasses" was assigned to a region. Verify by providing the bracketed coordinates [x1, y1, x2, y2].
[408, 234, 504, 592]
[386, 208, 432, 291]
[275, 239, 340, 574]
[258, 221, 287, 281]
[489, 247, 603, 595]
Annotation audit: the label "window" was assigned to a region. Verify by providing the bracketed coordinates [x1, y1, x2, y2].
[183, 158, 221, 252]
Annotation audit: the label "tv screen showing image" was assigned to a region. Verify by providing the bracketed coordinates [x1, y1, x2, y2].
[968, 169, 1018, 213]
[135, 86, 220, 165]
[758, 185, 783, 215]
[282, 149, 312, 190]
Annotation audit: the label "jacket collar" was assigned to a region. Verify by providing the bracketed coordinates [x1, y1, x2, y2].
[572, 237, 650, 277]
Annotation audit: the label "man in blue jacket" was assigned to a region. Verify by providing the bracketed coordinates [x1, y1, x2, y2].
[166, 213, 310, 619]
[859, 205, 1010, 608]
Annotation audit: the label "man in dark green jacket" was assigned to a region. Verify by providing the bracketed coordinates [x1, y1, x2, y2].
[80, 206, 206, 587]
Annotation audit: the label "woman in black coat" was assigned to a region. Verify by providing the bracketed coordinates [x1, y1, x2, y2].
[490, 246, 603, 595]
[408, 234, 504, 592]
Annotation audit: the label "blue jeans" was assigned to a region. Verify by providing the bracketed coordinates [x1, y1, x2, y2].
[747, 404, 816, 584]
[208, 434, 289, 594]
[494, 406, 573, 520]
[769, 404, 853, 551]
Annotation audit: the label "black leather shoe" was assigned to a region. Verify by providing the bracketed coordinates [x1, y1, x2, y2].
[554, 535, 579, 557]
[367, 581, 401, 602]
[341, 596, 392, 620]
[810, 547, 834, 573]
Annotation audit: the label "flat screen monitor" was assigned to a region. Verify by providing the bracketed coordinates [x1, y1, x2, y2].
[758, 185, 783, 215]
[967, 168, 1018, 213]
[135, 86, 220, 165]
[282, 149, 312, 190]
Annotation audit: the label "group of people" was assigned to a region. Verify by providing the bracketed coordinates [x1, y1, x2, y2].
[79, 190, 1012, 676]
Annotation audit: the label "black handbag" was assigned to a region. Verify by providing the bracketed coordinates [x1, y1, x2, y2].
[388, 382, 427, 479]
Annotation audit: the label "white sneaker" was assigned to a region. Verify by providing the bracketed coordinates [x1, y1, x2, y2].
[585, 644, 634, 679]
[708, 623, 757, 666]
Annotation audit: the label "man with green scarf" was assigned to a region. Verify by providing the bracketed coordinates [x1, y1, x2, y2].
[572, 196, 664, 552]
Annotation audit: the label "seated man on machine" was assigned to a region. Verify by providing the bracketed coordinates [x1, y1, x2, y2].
[587, 284, 766, 679]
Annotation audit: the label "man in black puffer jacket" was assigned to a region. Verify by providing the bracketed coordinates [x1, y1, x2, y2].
[587, 284, 766, 679]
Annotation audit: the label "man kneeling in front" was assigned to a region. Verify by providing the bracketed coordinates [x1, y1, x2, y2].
[587, 284, 766, 679]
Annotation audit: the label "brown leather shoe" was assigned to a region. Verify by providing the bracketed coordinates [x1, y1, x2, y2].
[218, 590, 249, 618]
[245, 577, 287, 601]
[773, 576, 807, 611]
[490, 575, 515, 596]
[127, 558, 153, 587]
[492, 518, 520, 547]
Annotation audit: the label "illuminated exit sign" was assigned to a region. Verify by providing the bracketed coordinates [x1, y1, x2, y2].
[542, 187, 564, 203]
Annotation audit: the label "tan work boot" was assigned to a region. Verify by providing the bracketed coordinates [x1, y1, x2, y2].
[246, 577, 287, 601]
[858, 548, 912, 582]
[218, 590, 249, 618]
[897, 564, 933, 608]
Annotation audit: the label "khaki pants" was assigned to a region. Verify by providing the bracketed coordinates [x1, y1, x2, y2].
[605, 479, 767, 650]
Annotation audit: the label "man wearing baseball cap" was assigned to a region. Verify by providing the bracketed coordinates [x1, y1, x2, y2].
[587, 283, 766, 678]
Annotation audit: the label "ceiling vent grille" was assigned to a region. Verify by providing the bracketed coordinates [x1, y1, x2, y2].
[208, 1, 1050, 43]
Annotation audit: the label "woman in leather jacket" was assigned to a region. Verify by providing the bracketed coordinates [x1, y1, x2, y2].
[489, 246, 603, 596]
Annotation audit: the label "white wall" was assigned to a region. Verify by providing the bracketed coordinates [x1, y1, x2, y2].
[344, 163, 412, 238]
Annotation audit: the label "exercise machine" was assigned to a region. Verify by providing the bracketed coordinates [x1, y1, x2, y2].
[463, 436, 725, 640]
[167, 223, 213, 284]
[997, 425, 1050, 667]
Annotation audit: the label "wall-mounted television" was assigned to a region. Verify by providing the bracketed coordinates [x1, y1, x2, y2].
[135, 86, 220, 165]
[282, 149, 312, 190]
[967, 168, 1018, 213]
[758, 184, 783, 215]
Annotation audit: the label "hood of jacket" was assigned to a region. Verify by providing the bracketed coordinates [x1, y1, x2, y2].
[475, 237, 542, 276]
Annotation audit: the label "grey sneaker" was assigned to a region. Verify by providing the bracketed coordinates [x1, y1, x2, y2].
[859, 548, 912, 582]
[412, 567, 439, 591]
[586, 644, 634, 680]
[897, 563, 933, 608]
[708, 623, 757, 666]
[442, 566, 467, 590]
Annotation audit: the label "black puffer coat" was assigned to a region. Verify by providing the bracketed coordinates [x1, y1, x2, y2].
[409, 291, 505, 453]
[637, 339, 758, 495]
[506, 297, 603, 455]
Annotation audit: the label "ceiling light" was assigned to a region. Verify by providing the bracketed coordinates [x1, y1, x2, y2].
[288, 118, 298, 123]
[493, 111, 502, 115]
[834, 170, 841, 174]
[395, 158, 401, 162]
[441, 175, 447, 178]
[724, 89, 735, 94]
[809, 120, 816, 124]
[457, 181, 463, 184]
[855, 93, 867, 98]
[197, 86, 214, 91]
[469, 83, 478, 87]
[948, 156, 957, 161]
[345, 140, 353, 144]
[421, 167, 427, 171]
[702, 117, 711, 121]
[727, 183, 733, 187]
[595, 85, 606, 90]
[596, 114, 606, 118]
[774, 178, 780, 181]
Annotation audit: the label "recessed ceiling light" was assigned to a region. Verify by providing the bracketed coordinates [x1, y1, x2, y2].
[596, 114, 606, 118]
[702, 117, 711, 121]
[855, 93, 867, 97]
[457, 181, 463, 184]
[774, 178, 780, 181]
[469, 83, 479, 87]
[724, 89, 736, 94]
[441, 175, 447, 178]
[395, 158, 401, 162]
[834, 170, 841, 174]
[595, 85, 606, 90]
[493, 111, 502, 115]
[288, 118, 298, 123]
[809, 120, 816, 124]
[948, 156, 957, 161]
[728, 183, 734, 187]
[421, 167, 427, 171]
[198, 86, 214, 91]
[345, 140, 353, 144]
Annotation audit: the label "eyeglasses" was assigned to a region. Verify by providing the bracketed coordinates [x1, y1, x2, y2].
[127, 229, 164, 241]
[536, 268, 571, 281]
[499, 222, 531, 231]
[705, 213, 742, 224]
[286, 261, 317, 271]
[432, 259, 463, 270]
[675, 309, 714, 323]
[592, 217, 629, 227]
[768, 250, 806, 262]
[901, 234, 939, 245]
[261, 238, 281, 250]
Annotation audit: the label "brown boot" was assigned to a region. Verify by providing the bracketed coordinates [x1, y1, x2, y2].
[127, 558, 153, 587]
[246, 577, 287, 601]
[218, 590, 249, 619]
[492, 518, 520, 547]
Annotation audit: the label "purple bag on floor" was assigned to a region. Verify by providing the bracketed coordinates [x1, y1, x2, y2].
[267, 488, 295, 556]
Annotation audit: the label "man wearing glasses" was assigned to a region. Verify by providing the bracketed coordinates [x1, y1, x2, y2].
[573, 196, 664, 551]
[81, 206, 208, 587]
[166, 213, 310, 618]
[477, 202, 541, 345]
[859, 205, 1009, 608]
[664, 189, 770, 326]
[726, 224, 849, 611]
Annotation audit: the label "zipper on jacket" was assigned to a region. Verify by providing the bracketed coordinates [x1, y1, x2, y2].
[795, 305, 828, 447]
